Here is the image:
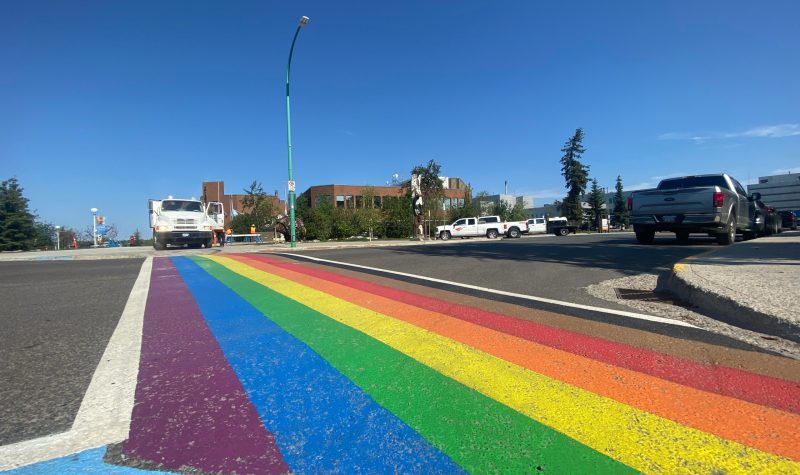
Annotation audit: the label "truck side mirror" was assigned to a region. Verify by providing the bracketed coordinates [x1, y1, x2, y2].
[749, 192, 761, 201]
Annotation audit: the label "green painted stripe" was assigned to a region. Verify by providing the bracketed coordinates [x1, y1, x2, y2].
[191, 257, 635, 474]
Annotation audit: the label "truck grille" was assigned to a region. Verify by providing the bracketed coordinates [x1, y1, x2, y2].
[176, 218, 197, 225]
[175, 225, 196, 230]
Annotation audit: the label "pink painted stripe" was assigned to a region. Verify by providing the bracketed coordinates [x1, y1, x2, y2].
[122, 257, 289, 474]
[245, 254, 800, 414]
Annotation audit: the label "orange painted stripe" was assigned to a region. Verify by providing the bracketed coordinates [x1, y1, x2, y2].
[233, 254, 800, 460]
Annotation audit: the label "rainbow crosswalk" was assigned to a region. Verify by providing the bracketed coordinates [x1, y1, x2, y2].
[109, 253, 799, 475]
[20, 253, 795, 474]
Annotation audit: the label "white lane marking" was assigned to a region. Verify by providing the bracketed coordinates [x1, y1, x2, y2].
[283, 254, 698, 329]
[0, 257, 152, 470]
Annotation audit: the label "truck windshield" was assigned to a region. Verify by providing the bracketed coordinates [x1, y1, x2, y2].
[162, 200, 203, 212]
[657, 176, 729, 190]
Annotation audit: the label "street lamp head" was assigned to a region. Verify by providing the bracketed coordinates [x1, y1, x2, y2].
[299, 16, 309, 27]
[55, 225, 61, 230]
[90, 207, 98, 213]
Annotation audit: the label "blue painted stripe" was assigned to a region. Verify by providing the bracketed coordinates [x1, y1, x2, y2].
[2, 447, 169, 474]
[172, 257, 464, 475]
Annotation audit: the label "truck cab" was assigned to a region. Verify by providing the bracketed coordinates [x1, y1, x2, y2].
[525, 218, 547, 234]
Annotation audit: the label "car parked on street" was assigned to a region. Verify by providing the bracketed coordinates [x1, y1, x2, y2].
[753, 200, 782, 236]
[627, 173, 761, 245]
[780, 211, 799, 230]
[764, 204, 782, 235]
[750, 199, 768, 237]
[436, 215, 528, 240]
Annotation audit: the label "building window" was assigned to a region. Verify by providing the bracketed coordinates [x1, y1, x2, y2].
[336, 195, 345, 208]
[355, 195, 363, 208]
[345, 195, 354, 208]
[373, 196, 382, 208]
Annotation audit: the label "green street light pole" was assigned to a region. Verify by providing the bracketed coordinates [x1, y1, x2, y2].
[286, 15, 309, 248]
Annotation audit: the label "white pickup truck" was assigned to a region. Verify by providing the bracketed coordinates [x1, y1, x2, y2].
[148, 197, 224, 250]
[523, 217, 547, 234]
[436, 216, 528, 240]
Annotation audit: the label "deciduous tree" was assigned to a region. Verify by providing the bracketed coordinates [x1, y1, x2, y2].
[33, 222, 56, 249]
[241, 180, 276, 230]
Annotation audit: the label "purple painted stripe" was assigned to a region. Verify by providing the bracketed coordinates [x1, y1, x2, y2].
[121, 257, 288, 474]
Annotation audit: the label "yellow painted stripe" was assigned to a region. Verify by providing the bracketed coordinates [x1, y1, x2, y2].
[210, 256, 800, 474]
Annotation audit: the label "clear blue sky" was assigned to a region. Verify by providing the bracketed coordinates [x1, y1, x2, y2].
[3, 1, 799, 237]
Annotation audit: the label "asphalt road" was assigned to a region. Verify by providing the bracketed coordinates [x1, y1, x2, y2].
[298, 232, 719, 311]
[0, 259, 144, 446]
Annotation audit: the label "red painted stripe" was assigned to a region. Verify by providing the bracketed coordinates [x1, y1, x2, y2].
[244, 254, 800, 414]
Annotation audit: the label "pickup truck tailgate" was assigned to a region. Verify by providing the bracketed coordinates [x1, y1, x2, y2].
[632, 188, 715, 216]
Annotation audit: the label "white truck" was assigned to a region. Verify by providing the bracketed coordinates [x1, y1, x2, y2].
[148, 197, 225, 250]
[523, 217, 547, 234]
[436, 215, 528, 240]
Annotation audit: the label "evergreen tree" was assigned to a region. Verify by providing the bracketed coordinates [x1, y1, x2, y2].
[587, 179, 605, 230]
[559, 128, 590, 224]
[613, 175, 629, 228]
[0, 177, 36, 251]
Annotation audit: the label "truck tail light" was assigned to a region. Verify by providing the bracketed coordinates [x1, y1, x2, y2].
[627, 196, 633, 211]
[712, 192, 724, 208]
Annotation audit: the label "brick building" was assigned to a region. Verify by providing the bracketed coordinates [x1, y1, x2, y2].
[201, 181, 285, 226]
[303, 177, 470, 210]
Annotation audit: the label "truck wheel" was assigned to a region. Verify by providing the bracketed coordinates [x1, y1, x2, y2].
[486, 229, 499, 239]
[507, 227, 521, 238]
[558, 227, 569, 236]
[634, 226, 655, 244]
[716, 214, 736, 245]
[675, 231, 690, 244]
[204, 239, 213, 248]
[440, 231, 451, 241]
[153, 235, 165, 250]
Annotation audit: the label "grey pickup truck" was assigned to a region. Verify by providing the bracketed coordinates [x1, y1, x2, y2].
[628, 174, 761, 245]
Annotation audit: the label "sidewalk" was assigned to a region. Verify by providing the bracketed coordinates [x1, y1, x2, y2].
[0, 237, 452, 262]
[668, 231, 800, 343]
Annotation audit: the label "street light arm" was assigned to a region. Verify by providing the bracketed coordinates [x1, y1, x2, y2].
[285, 24, 302, 98]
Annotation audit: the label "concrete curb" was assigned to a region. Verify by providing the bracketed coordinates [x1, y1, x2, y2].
[667, 257, 800, 344]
